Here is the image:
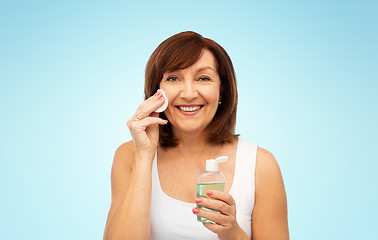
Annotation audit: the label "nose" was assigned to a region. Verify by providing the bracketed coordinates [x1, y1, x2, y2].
[179, 80, 198, 101]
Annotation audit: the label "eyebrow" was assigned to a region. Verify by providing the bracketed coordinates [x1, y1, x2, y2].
[166, 66, 215, 75]
[195, 66, 215, 72]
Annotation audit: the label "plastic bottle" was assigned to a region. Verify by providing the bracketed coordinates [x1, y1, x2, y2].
[196, 156, 228, 223]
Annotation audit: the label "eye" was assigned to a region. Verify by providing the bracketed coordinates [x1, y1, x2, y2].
[166, 76, 178, 82]
[198, 76, 211, 81]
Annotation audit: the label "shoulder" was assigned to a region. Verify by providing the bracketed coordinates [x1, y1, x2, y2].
[256, 147, 281, 176]
[112, 141, 136, 174]
[237, 140, 279, 173]
[255, 147, 285, 194]
[110, 141, 136, 200]
[114, 140, 135, 159]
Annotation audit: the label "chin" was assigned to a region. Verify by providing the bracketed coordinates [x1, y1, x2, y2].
[176, 124, 207, 134]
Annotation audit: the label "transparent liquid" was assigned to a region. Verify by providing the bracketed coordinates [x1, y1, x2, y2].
[196, 182, 225, 223]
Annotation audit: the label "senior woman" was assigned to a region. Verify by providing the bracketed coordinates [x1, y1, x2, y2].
[104, 31, 289, 240]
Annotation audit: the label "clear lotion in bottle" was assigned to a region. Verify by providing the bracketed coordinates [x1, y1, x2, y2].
[196, 156, 228, 223]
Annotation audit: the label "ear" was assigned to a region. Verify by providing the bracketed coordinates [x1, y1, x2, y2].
[220, 83, 225, 100]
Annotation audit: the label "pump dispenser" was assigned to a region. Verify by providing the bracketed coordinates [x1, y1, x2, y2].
[196, 156, 228, 223]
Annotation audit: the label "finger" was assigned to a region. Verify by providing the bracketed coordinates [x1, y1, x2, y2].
[202, 222, 225, 234]
[206, 191, 235, 206]
[195, 197, 234, 216]
[128, 116, 167, 131]
[134, 91, 165, 120]
[135, 116, 168, 129]
[149, 112, 159, 118]
[192, 207, 227, 226]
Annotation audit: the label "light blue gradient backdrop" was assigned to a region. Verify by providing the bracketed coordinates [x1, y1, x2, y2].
[1, 1, 377, 239]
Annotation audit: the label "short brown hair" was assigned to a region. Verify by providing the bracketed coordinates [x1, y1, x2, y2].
[145, 31, 239, 148]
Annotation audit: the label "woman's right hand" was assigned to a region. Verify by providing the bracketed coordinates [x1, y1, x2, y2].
[126, 91, 168, 159]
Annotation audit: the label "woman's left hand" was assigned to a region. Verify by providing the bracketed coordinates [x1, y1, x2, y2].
[192, 190, 249, 240]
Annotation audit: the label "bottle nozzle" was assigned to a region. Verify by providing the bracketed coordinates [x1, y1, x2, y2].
[206, 156, 228, 171]
[215, 156, 228, 163]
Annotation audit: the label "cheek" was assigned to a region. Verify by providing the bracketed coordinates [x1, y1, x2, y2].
[205, 88, 221, 104]
[160, 89, 175, 105]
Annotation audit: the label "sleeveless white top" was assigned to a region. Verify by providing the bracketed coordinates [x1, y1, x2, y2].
[150, 139, 258, 240]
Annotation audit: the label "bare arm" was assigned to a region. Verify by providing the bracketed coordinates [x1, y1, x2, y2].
[252, 148, 289, 240]
[103, 91, 167, 240]
[103, 142, 154, 240]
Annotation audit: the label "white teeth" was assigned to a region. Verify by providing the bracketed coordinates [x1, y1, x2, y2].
[178, 106, 201, 112]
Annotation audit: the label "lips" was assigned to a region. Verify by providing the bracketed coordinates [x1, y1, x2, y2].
[177, 105, 202, 112]
[175, 105, 204, 114]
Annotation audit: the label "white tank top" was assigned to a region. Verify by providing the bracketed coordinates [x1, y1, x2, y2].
[150, 139, 258, 240]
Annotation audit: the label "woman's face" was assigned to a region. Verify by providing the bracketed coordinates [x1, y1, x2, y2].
[159, 49, 221, 135]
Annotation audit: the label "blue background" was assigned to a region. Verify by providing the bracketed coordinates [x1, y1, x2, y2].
[1, 1, 377, 239]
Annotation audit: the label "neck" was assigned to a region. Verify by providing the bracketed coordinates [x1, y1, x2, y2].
[171, 129, 220, 161]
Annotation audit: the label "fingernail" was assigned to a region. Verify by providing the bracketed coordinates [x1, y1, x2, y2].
[153, 92, 159, 96]
[206, 191, 213, 196]
[192, 208, 200, 214]
[195, 198, 202, 203]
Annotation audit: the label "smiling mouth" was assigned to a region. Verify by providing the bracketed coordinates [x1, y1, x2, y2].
[176, 105, 204, 112]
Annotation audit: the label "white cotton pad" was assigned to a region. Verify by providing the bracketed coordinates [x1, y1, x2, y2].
[154, 89, 168, 112]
